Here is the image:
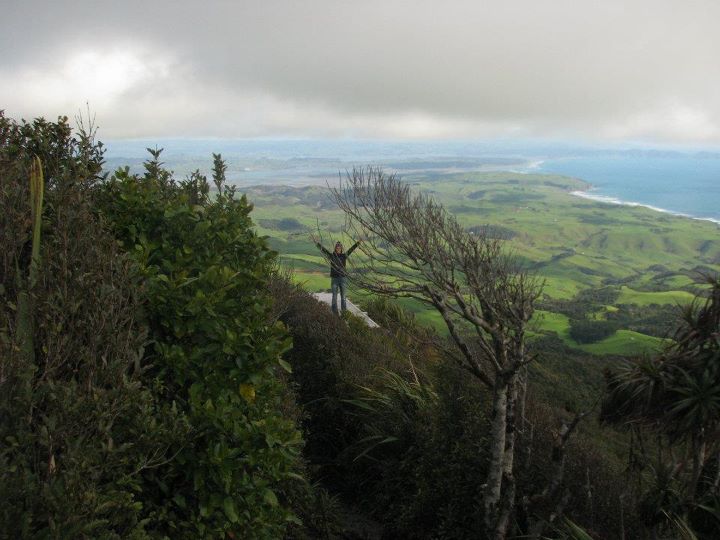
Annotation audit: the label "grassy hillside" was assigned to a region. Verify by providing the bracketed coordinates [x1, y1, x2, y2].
[247, 171, 719, 356]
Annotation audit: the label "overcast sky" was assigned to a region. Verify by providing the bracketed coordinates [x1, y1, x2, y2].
[2, 0, 719, 145]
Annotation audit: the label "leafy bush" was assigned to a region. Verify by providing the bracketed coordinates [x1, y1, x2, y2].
[97, 152, 305, 537]
[0, 114, 187, 538]
[1, 114, 308, 538]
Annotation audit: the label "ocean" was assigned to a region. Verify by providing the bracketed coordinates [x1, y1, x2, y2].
[536, 156, 720, 223]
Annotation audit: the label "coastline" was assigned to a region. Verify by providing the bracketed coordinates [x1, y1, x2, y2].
[569, 187, 720, 226]
[536, 155, 720, 227]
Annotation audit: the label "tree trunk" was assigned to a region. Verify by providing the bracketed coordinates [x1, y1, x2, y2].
[484, 378, 509, 538]
[495, 374, 519, 538]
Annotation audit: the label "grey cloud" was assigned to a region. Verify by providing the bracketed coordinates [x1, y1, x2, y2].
[3, 0, 720, 143]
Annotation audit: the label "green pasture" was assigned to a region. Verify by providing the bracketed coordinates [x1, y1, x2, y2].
[578, 330, 667, 356]
[294, 272, 331, 292]
[616, 286, 696, 306]
[533, 310, 572, 340]
[540, 276, 582, 300]
[532, 310, 666, 355]
[246, 171, 719, 357]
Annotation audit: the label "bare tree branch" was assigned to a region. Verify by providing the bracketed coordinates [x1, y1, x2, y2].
[327, 166, 549, 538]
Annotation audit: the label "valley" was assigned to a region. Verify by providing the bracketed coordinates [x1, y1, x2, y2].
[248, 170, 720, 355]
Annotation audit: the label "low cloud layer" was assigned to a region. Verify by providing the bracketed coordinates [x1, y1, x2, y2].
[3, 0, 719, 144]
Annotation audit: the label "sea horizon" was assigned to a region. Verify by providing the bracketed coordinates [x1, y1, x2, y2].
[104, 138, 720, 224]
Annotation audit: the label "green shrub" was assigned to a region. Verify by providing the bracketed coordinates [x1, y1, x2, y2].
[275, 288, 494, 537]
[97, 153, 305, 538]
[0, 114, 187, 538]
[1, 114, 307, 538]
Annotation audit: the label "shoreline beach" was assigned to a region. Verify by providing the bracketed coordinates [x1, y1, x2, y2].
[570, 187, 720, 226]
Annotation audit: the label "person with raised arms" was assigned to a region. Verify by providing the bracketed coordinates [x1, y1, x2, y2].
[315, 239, 361, 315]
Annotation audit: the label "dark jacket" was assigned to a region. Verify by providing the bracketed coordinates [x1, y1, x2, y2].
[317, 241, 360, 278]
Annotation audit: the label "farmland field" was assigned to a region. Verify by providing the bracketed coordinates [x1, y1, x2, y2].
[248, 171, 719, 356]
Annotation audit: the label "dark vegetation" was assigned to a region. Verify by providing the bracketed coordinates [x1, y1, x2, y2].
[606, 304, 679, 338]
[278, 288, 640, 539]
[2, 114, 718, 539]
[569, 319, 620, 344]
[1, 115, 303, 538]
[602, 277, 720, 538]
[541, 287, 681, 343]
[1, 116, 191, 538]
[259, 218, 309, 232]
[467, 189, 487, 199]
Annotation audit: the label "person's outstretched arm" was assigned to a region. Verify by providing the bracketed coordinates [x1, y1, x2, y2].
[316, 242, 332, 256]
[346, 240, 362, 256]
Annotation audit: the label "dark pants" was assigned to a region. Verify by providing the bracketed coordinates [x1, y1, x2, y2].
[331, 276, 347, 314]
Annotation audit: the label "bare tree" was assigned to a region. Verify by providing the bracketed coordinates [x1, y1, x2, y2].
[330, 167, 542, 539]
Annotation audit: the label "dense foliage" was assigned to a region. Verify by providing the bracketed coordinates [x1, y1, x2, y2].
[602, 277, 720, 538]
[4, 112, 716, 539]
[541, 285, 682, 344]
[274, 284, 640, 538]
[0, 115, 187, 538]
[96, 150, 305, 538]
[1, 115, 306, 538]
